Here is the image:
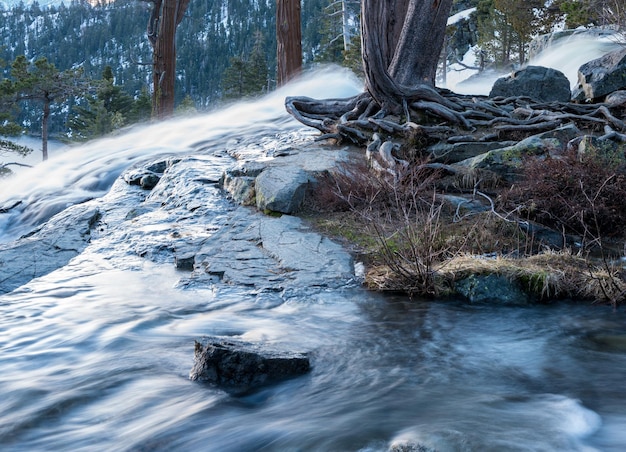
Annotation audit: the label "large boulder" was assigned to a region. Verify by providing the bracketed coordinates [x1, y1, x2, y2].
[255, 166, 311, 214]
[572, 47, 626, 102]
[489, 66, 571, 102]
[222, 145, 359, 215]
[189, 339, 311, 394]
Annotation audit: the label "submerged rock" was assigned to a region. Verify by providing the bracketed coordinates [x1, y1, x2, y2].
[189, 338, 310, 394]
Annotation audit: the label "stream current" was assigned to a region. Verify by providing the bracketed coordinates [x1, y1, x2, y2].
[1, 67, 626, 451]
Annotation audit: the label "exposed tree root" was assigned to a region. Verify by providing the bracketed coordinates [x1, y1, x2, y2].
[286, 88, 626, 148]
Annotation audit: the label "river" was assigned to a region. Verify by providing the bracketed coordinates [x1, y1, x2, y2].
[1, 66, 626, 451]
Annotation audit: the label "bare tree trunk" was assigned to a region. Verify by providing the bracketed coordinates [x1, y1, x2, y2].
[340, 0, 355, 52]
[276, 0, 302, 86]
[42, 95, 49, 161]
[146, 0, 190, 120]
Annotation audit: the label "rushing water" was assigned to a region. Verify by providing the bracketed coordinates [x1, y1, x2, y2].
[2, 66, 626, 451]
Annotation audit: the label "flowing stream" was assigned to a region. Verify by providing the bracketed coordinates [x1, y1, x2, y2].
[1, 65, 626, 451]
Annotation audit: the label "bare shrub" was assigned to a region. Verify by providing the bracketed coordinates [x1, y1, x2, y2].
[502, 144, 626, 242]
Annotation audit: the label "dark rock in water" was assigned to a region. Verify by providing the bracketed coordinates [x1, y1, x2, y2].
[489, 65, 571, 102]
[139, 173, 161, 190]
[189, 339, 311, 394]
[572, 47, 626, 102]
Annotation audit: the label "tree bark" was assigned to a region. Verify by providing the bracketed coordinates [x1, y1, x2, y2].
[276, 0, 302, 86]
[361, 0, 453, 113]
[146, 0, 190, 120]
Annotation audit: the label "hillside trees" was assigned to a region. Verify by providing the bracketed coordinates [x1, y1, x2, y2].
[476, 0, 546, 67]
[222, 32, 269, 99]
[314, 0, 360, 68]
[0, 72, 32, 176]
[67, 66, 135, 140]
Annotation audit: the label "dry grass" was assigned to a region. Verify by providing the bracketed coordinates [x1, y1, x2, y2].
[365, 250, 626, 304]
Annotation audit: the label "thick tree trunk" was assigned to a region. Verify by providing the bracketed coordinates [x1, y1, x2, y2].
[389, 0, 453, 86]
[276, 0, 302, 86]
[361, 0, 453, 113]
[146, 0, 190, 120]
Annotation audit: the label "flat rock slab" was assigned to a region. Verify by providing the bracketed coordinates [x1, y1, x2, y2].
[189, 338, 310, 394]
[188, 206, 355, 291]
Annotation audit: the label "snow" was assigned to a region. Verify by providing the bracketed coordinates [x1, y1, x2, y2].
[447, 7, 476, 26]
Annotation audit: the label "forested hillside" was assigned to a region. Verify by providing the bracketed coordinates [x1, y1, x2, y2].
[0, 0, 347, 136]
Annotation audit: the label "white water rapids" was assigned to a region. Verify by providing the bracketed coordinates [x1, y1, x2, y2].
[0, 59, 626, 451]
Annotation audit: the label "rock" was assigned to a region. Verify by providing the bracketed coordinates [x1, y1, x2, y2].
[427, 140, 516, 164]
[389, 443, 436, 452]
[572, 47, 626, 102]
[0, 203, 101, 293]
[123, 157, 179, 189]
[575, 135, 623, 162]
[605, 89, 626, 106]
[489, 66, 571, 102]
[189, 338, 310, 394]
[221, 162, 265, 206]
[139, 173, 160, 190]
[455, 273, 532, 305]
[585, 331, 626, 352]
[255, 166, 311, 214]
[222, 145, 360, 215]
[188, 207, 355, 292]
[455, 124, 581, 181]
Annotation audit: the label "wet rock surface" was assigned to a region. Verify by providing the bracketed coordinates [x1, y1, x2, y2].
[0, 203, 101, 293]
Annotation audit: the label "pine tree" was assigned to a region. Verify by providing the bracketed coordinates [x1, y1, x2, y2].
[11, 55, 87, 160]
[175, 94, 197, 116]
[67, 65, 135, 141]
[221, 32, 269, 100]
[0, 69, 33, 176]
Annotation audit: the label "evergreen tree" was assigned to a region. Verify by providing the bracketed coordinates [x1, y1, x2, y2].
[221, 32, 269, 100]
[0, 70, 32, 176]
[175, 94, 197, 116]
[129, 86, 153, 124]
[11, 55, 87, 160]
[315, 1, 347, 64]
[556, 0, 600, 28]
[67, 65, 134, 141]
